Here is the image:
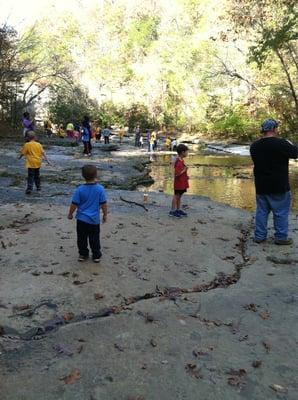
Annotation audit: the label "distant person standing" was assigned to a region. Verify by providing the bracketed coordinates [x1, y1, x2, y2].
[134, 125, 141, 147]
[102, 126, 111, 144]
[169, 144, 189, 218]
[82, 116, 92, 156]
[118, 127, 125, 143]
[139, 135, 144, 148]
[250, 119, 298, 245]
[22, 112, 34, 138]
[44, 119, 53, 137]
[66, 122, 74, 138]
[96, 126, 102, 142]
[146, 129, 151, 152]
[151, 130, 157, 151]
[165, 137, 171, 150]
[171, 138, 177, 151]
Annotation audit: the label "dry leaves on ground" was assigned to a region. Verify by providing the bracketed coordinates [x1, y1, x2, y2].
[269, 384, 288, 394]
[94, 293, 105, 300]
[227, 368, 247, 388]
[185, 364, 203, 379]
[63, 312, 74, 322]
[61, 369, 81, 384]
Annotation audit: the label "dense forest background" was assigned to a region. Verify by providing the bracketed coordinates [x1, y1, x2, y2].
[0, 0, 297, 140]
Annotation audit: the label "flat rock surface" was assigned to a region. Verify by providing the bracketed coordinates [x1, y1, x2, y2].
[1, 191, 298, 400]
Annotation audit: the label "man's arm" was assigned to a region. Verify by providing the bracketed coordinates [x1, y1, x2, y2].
[281, 140, 298, 159]
[101, 203, 108, 223]
[68, 203, 77, 219]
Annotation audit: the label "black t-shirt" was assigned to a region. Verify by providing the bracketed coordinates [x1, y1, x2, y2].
[250, 137, 298, 194]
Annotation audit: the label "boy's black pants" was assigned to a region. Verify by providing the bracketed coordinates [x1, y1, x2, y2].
[27, 168, 40, 191]
[83, 140, 92, 154]
[76, 220, 101, 259]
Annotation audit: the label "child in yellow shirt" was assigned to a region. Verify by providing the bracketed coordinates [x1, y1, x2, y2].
[19, 131, 50, 194]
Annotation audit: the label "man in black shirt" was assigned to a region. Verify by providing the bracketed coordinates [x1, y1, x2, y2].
[250, 119, 298, 245]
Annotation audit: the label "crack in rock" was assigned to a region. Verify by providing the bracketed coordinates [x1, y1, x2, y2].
[2, 223, 252, 342]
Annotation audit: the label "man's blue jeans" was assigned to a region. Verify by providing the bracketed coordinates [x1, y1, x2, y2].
[255, 191, 291, 241]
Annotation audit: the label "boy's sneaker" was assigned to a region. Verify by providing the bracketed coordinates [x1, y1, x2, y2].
[93, 258, 101, 263]
[177, 209, 188, 217]
[78, 255, 88, 261]
[25, 189, 31, 195]
[254, 238, 266, 244]
[169, 210, 181, 218]
[274, 238, 293, 245]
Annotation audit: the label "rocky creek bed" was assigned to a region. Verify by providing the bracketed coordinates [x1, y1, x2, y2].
[0, 137, 298, 400]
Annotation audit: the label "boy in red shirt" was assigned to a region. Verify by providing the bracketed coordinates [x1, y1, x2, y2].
[169, 144, 189, 218]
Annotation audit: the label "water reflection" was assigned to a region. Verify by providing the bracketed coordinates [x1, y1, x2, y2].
[145, 154, 298, 212]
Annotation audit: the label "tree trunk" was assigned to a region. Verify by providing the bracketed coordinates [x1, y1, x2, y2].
[276, 49, 298, 116]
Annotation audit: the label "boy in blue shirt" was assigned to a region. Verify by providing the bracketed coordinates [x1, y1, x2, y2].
[68, 165, 107, 262]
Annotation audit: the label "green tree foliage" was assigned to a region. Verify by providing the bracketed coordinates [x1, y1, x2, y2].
[2, 0, 298, 139]
[227, 0, 298, 125]
[48, 84, 98, 125]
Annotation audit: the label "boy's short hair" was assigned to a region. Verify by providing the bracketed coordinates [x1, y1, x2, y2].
[82, 164, 97, 180]
[27, 131, 35, 140]
[177, 144, 188, 155]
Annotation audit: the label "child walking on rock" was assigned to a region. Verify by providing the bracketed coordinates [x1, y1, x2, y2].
[68, 165, 107, 262]
[169, 144, 189, 218]
[19, 131, 51, 194]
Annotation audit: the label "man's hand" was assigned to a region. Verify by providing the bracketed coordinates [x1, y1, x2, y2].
[67, 213, 73, 220]
[102, 214, 107, 223]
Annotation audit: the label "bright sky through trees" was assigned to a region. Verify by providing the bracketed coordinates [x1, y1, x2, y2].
[0, 0, 297, 137]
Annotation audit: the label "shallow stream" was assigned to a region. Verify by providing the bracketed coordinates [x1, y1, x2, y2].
[145, 152, 298, 212]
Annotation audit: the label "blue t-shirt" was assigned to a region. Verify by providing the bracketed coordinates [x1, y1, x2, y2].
[72, 183, 107, 225]
[81, 127, 90, 142]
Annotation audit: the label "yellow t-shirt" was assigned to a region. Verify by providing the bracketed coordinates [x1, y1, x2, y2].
[21, 141, 44, 169]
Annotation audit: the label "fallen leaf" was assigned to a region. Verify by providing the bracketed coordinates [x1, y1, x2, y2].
[77, 345, 83, 354]
[269, 384, 288, 394]
[185, 363, 203, 379]
[252, 360, 262, 368]
[244, 303, 259, 312]
[73, 280, 87, 285]
[54, 344, 73, 357]
[13, 304, 31, 312]
[63, 312, 74, 322]
[94, 293, 105, 300]
[61, 369, 81, 384]
[227, 368, 247, 388]
[114, 343, 124, 352]
[59, 271, 70, 277]
[145, 313, 155, 323]
[262, 341, 271, 353]
[259, 310, 271, 320]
